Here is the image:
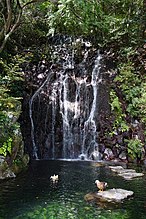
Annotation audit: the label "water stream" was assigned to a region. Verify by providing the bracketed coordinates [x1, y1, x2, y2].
[29, 38, 103, 160]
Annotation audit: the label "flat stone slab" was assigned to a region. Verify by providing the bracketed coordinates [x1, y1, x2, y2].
[115, 169, 136, 174]
[118, 172, 144, 180]
[109, 165, 144, 180]
[84, 188, 134, 203]
[96, 188, 134, 202]
[109, 166, 124, 172]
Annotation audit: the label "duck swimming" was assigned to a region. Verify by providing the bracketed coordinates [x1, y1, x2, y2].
[50, 174, 59, 183]
[95, 180, 107, 192]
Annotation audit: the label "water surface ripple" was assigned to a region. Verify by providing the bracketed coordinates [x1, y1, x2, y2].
[0, 160, 146, 219]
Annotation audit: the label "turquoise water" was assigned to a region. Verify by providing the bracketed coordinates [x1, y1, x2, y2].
[0, 160, 146, 219]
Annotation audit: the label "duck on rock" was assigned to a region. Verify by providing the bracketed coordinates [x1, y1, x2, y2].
[95, 180, 108, 192]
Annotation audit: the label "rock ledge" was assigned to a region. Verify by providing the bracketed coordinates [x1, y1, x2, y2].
[97, 188, 134, 202]
[109, 166, 144, 180]
[84, 188, 134, 203]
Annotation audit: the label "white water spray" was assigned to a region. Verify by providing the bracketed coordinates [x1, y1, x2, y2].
[29, 38, 103, 160]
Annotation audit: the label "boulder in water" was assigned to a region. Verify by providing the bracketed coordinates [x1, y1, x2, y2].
[85, 188, 134, 203]
[96, 188, 134, 202]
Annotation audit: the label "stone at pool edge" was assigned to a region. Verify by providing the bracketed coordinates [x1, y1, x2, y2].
[84, 188, 134, 203]
[118, 172, 144, 180]
[0, 168, 16, 179]
[109, 165, 144, 180]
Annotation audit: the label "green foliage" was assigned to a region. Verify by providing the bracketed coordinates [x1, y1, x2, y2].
[114, 62, 146, 122]
[0, 55, 24, 157]
[138, 83, 146, 123]
[125, 138, 144, 160]
[111, 55, 145, 161]
[0, 138, 12, 156]
[13, 2, 49, 48]
[44, 0, 143, 46]
[110, 89, 129, 135]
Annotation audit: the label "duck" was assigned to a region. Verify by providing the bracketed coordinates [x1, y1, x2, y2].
[50, 174, 59, 183]
[95, 180, 107, 192]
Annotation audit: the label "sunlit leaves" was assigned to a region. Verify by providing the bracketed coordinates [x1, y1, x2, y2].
[0, 55, 23, 151]
[110, 90, 129, 134]
[0, 138, 12, 156]
[125, 138, 144, 160]
[44, 0, 143, 46]
[114, 62, 146, 120]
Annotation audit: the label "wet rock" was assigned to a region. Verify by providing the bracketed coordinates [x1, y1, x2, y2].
[119, 151, 127, 160]
[98, 144, 106, 154]
[0, 156, 5, 164]
[109, 165, 144, 180]
[109, 166, 124, 172]
[115, 168, 136, 174]
[118, 172, 144, 180]
[85, 188, 134, 203]
[79, 153, 87, 160]
[116, 135, 123, 144]
[90, 151, 101, 160]
[84, 192, 96, 202]
[0, 168, 16, 180]
[104, 148, 114, 160]
[96, 188, 134, 202]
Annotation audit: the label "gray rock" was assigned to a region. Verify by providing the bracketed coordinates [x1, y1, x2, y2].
[118, 172, 144, 180]
[109, 165, 144, 180]
[116, 169, 136, 174]
[90, 151, 101, 160]
[119, 152, 127, 160]
[109, 166, 124, 172]
[0, 168, 16, 180]
[104, 148, 114, 159]
[0, 156, 5, 164]
[97, 188, 134, 202]
[85, 189, 134, 204]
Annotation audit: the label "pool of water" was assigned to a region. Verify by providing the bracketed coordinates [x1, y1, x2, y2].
[0, 160, 146, 219]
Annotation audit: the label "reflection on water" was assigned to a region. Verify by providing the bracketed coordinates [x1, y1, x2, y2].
[0, 160, 146, 219]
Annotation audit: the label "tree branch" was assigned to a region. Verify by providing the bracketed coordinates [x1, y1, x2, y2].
[0, 0, 45, 53]
[6, 0, 12, 32]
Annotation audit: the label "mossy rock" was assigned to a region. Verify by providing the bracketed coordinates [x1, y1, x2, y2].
[0, 161, 16, 179]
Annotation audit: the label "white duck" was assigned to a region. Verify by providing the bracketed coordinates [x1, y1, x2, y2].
[50, 174, 59, 183]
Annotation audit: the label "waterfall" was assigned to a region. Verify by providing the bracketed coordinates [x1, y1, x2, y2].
[81, 51, 101, 160]
[29, 71, 54, 159]
[29, 37, 103, 160]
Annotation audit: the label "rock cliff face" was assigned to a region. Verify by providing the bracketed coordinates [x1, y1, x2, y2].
[20, 36, 115, 160]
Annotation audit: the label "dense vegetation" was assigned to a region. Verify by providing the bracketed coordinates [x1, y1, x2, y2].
[0, 0, 145, 169]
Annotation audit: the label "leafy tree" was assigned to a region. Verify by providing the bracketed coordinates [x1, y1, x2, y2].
[0, 55, 24, 163]
[44, 0, 144, 46]
[0, 0, 45, 53]
[110, 48, 146, 162]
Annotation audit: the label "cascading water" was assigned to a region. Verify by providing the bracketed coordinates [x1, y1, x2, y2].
[29, 70, 54, 159]
[29, 37, 103, 160]
[81, 52, 101, 160]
